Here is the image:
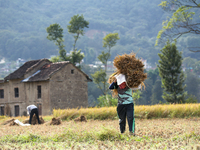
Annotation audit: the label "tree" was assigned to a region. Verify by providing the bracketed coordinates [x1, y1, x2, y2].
[157, 41, 187, 104]
[132, 90, 142, 105]
[137, 78, 153, 105]
[91, 33, 120, 95]
[184, 70, 200, 102]
[67, 14, 89, 66]
[102, 33, 120, 73]
[156, 0, 200, 52]
[67, 14, 89, 51]
[91, 68, 107, 95]
[147, 68, 159, 85]
[151, 80, 165, 104]
[46, 23, 67, 61]
[46, 14, 89, 66]
[183, 57, 197, 69]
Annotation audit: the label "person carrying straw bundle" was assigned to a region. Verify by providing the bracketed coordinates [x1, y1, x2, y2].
[108, 52, 147, 136]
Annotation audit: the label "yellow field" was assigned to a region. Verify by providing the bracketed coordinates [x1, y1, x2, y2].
[53, 103, 200, 120]
[1, 104, 200, 149]
[0, 117, 200, 149]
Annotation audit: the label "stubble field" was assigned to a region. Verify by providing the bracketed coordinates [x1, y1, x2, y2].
[0, 117, 200, 150]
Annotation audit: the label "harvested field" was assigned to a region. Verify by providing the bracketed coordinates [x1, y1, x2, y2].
[0, 118, 200, 149]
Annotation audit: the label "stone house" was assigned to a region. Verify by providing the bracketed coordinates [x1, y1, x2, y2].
[0, 59, 92, 116]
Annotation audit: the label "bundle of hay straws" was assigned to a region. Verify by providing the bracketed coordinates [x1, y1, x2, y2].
[108, 52, 147, 96]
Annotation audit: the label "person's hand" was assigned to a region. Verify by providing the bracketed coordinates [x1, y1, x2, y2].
[114, 79, 117, 83]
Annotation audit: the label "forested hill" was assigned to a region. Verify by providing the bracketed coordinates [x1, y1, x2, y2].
[1, 0, 197, 64]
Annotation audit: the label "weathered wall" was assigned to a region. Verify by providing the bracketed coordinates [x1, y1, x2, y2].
[0, 79, 51, 116]
[0, 79, 26, 116]
[24, 81, 50, 116]
[49, 64, 88, 111]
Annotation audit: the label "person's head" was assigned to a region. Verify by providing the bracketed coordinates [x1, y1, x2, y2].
[119, 82, 126, 89]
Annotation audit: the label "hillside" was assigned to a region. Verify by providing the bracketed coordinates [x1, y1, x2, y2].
[0, 0, 167, 64]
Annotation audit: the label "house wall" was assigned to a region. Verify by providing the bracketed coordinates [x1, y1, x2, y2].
[24, 81, 51, 116]
[49, 64, 88, 111]
[0, 79, 27, 116]
[0, 79, 51, 116]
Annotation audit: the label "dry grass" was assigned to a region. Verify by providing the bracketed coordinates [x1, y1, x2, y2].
[1, 104, 200, 149]
[0, 117, 200, 149]
[53, 104, 200, 120]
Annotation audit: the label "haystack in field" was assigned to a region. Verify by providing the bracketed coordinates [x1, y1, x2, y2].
[50, 117, 62, 125]
[9, 120, 19, 126]
[1, 118, 15, 125]
[23, 115, 45, 125]
[74, 115, 87, 122]
[108, 52, 147, 96]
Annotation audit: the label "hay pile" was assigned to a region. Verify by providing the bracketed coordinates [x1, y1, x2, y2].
[9, 120, 19, 126]
[23, 115, 45, 125]
[108, 52, 147, 92]
[50, 117, 62, 125]
[74, 115, 87, 122]
[1, 118, 15, 125]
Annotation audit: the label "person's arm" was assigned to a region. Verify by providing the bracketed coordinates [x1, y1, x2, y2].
[109, 80, 118, 89]
[27, 106, 30, 116]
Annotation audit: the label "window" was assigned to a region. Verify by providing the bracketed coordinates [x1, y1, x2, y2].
[0, 106, 4, 116]
[0, 89, 4, 98]
[37, 103, 42, 115]
[37, 85, 41, 99]
[14, 88, 19, 97]
[71, 69, 74, 74]
[14, 105, 19, 117]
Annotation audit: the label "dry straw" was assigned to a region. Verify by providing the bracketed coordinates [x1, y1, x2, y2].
[53, 104, 200, 120]
[108, 52, 147, 97]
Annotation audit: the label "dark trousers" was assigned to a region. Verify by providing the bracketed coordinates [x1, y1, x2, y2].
[29, 108, 40, 124]
[117, 103, 135, 133]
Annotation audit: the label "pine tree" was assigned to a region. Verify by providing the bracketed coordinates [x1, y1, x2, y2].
[157, 41, 187, 104]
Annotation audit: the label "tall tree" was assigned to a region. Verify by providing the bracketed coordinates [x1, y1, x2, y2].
[156, 0, 200, 52]
[67, 14, 89, 66]
[92, 33, 120, 95]
[46, 14, 89, 66]
[46, 23, 68, 61]
[101, 33, 120, 73]
[157, 41, 187, 104]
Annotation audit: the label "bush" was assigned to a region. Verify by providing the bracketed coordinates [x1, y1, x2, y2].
[185, 95, 198, 103]
[97, 95, 118, 107]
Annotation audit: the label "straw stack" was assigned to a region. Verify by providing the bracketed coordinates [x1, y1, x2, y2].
[108, 52, 147, 89]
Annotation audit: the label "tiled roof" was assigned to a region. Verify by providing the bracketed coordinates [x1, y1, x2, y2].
[4, 59, 92, 82]
[4, 59, 42, 81]
[26, 61, 69, 82]
[22, 61, 92, 82]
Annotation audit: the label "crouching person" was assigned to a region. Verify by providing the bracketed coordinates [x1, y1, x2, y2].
[109, 74, 135, 136]
[27, 104, 41, 124]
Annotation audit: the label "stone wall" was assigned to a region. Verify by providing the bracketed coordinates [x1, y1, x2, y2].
[49, 64, 88, 111]
[24, 81, 51, 116]
[0, 79, 26, 116]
